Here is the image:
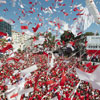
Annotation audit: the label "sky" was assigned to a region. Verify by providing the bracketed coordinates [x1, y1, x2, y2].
[0, 0, 100, 36]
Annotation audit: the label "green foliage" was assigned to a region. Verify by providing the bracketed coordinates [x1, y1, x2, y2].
[60, 31, 74, 43]
[17, 49, 21, 53]
[74, 34, 84, 40]
[0, 54, 3, 58]
[95, 32, 99, 36]
[0, 38, 8, 47]
[84, 32, 94, 36]
[43, 32, 55, 50]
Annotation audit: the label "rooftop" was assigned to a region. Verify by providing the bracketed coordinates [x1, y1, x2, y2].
[0, 16, 11, 25]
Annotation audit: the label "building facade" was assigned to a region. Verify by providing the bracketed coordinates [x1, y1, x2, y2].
[86, 36, 100, 55]
[0, 17, 12, 36]
[12, 30, 33, 51]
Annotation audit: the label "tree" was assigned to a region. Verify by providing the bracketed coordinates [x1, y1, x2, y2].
[95, 32, 99, 36]
[43, 32, 56, 50]
[84, 32, 94, 36]
[74, 34, 84, 40]
[17, 48, 21, 53]
[0, 38, 8, 48]
[60, 31, 74, 43]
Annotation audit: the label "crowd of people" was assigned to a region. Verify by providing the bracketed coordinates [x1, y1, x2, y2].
[0, 47, 100, 100]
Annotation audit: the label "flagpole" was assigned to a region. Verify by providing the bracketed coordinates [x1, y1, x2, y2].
[48, 53, 49, 66]
[68, 46, 85, 99]
[40, 48, 86, 100]
[69, 80, 81, 100]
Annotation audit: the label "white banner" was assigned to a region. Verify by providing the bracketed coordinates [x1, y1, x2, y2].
[21, 65, 37, 75]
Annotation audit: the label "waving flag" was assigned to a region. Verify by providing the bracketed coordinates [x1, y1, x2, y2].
[85, 62, 92, 67]
[21, 65, 37, 75]
[71, 6, 94, 36]
[76, 66, 100, 90]
[32, 24, 40, 32]
[21, 26, 28, 29]
[0, 19, 4, 22]
[86, 0, 100, 24]
[50, 53, 55, 68]
[0, 32, 7, 36]
[0, 44, 13, 53]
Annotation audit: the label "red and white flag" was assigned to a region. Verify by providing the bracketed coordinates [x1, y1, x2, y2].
[76, 65, 100, 90]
